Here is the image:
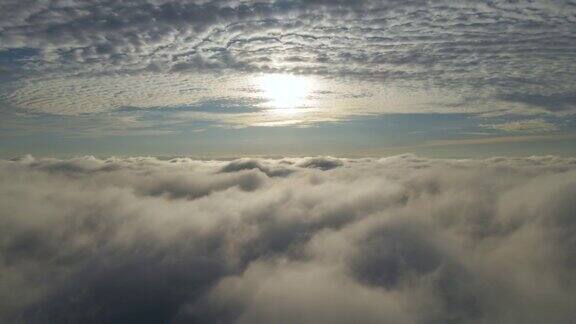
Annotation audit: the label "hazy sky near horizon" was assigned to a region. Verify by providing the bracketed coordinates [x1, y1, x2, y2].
[1, 0, 576, 157]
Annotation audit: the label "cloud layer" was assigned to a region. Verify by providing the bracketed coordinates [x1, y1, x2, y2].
[2, 154, 576, 323]
[2, 0, 575, 83]
[0, 0, 575, 128]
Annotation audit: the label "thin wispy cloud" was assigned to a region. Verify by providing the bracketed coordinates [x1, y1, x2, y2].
[480, 118, 558, 133]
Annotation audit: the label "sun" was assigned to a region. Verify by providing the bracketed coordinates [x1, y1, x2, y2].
[256, 74, 312, 111]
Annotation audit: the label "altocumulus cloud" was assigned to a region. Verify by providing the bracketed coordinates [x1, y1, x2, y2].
[1, 154, 576, 323]
[1, 0, 575, 120]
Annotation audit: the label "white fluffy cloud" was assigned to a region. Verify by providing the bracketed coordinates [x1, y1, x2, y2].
[1, 154, 576, 323]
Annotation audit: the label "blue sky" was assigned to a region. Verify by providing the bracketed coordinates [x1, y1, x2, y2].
[0, 0, 575, 157]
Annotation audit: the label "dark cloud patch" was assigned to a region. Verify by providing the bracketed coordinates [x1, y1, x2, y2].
[136, 170, 266, 199]
[350, 220, 445, 289]
[117, 99, 265, 114]
[1, 155, 576, 323]
[498, 93, 576, 113]
[26, 250, 226, 324]
[27, 156, 123, 174]
[221, 158, 295, 177]
[298, 156, 343, 170]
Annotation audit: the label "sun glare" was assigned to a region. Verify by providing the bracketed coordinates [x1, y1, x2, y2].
[257, 74, 312, 111]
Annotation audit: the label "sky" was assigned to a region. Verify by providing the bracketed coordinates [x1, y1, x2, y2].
[3, 2, 576, 322]
[0, 0, 576, 157]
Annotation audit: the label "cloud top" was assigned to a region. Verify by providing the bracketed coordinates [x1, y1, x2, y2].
[1, 154, 576, 323]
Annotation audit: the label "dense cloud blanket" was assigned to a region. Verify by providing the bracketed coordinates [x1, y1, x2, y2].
[2, 154, 576, 323]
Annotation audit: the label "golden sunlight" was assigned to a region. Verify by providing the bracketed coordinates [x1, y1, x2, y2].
[256, 74, 312, 111]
